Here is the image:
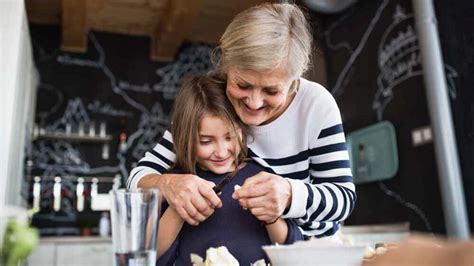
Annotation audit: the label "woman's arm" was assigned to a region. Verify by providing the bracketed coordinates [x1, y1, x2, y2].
[157, 208, 184, 258]
[233, 88, 356, 238]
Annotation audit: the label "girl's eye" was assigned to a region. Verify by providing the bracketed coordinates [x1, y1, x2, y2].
[199, 140, 211, 145]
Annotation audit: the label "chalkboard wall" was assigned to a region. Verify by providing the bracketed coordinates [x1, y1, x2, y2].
[28, 25, 213, 235]
[435, 0, 474, 233]
[321, 0, 473, 234]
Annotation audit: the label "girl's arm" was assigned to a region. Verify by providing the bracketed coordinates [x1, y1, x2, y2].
[265, 218, 304, 245]
[157, 207, 184, 258]
[265, 218, 288, 244]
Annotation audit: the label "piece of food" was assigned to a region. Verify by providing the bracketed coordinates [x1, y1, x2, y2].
[363, 246, 376, 259]
[251, 259, 267, 266]
[190, 253, 204, 265]
[190, 246, 238, 266]
[375, 246, 388, 255]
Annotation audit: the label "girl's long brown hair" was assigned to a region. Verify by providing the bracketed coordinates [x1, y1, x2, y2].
[170, 74, 248, 174]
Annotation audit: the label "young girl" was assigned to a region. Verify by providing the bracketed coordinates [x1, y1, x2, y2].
[156, 75, 303, 265]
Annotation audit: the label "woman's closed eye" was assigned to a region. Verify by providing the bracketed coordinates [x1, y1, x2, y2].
[237, 83, 251, 90]
[263, 87, 279, 96]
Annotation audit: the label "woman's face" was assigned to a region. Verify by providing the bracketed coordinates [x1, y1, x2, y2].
[226, 66, 296, 126]
[195, 113, 241, 174]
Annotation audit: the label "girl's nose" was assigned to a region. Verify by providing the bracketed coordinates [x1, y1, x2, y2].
[214, 142, 229, 158]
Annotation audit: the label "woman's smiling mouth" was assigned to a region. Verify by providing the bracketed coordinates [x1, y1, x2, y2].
[242, 102, 265, 115]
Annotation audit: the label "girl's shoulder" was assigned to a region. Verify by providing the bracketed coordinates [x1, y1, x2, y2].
[237, 159, 266, 175]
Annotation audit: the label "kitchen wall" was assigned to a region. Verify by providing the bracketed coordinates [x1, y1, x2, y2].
[319, 0, 473, 235]
[27, 25, 213, 235]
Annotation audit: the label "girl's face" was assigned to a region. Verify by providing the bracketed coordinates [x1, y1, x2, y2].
[226, 66, 296, 126]
[195, 113, 241, 174]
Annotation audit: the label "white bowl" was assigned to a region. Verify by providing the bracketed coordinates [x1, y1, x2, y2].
[262, 244, 366, 266]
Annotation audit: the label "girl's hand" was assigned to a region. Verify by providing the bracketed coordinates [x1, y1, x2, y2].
[232, 171, 291, 224]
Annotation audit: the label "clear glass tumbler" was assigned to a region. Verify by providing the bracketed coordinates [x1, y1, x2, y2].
[110, 189, 160, 266]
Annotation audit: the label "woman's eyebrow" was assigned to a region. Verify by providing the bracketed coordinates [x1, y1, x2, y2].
[234, 78, 251, 85]
[234, 79, 280, 89]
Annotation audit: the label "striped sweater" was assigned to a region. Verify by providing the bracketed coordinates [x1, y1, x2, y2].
[127, 77, 356, 238]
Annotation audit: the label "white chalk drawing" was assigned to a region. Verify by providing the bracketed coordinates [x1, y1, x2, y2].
[36, 83, 64, 124]
[325, 0, 390, 98]
[129, 103, 169, 161]
[44, 98, 91, 132]
[153, 45, 213, 100]
[87, 100, 133, 118]
[30, 31, 212, 226]
[117, 81, 153, 93]
[325, 2, 458, 121]
[372, 5, 458, 120]
[324, 2, 459, 233]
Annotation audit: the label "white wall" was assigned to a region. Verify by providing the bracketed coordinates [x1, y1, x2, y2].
[0, 0, 38, 207]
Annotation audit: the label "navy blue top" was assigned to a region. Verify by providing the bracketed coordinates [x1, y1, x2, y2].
[156, 161, 303, 266]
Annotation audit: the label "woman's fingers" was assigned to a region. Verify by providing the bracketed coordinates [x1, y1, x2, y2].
[232, 172, 269, 199]
[199, 181, 223, 208]
[167, 174, 222, 225]
[175, 205, 199, 226]
[232, 171, 291, 223]
[248, 207, 278, 224]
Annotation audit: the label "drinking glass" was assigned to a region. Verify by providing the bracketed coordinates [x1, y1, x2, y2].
[110, 189, 160, 266]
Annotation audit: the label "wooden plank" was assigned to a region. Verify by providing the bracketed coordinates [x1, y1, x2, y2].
[26, 0, 61, 25]
[61, 0, 87, 53]
[87, 1, 161, 37]
[186, 0, 274, 45]
[151, 0, 205, 61]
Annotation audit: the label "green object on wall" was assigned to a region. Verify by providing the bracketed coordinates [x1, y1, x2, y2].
[347, 121, 399, 184]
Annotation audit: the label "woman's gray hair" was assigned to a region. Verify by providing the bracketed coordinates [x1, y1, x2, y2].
[213, 3, 313, 80]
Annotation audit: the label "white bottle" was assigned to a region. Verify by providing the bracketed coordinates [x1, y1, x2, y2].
[99, 212, 110, 237]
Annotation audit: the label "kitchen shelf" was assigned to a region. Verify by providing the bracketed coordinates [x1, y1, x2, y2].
[34, 131, 113, 142]
[26, 175, 117, 183]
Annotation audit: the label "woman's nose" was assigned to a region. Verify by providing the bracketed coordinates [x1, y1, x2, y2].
[245, 91, 264, 109]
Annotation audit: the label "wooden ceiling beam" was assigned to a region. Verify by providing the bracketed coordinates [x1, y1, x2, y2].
[61, 0, 87, 53]
[151, 0, 204, 62]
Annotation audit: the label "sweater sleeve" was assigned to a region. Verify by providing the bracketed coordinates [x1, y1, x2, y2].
[286, 92, 356, 238]
[283, 219, 304, 244]
[156, 239, 179, 266]
[126, 130, 176, 189]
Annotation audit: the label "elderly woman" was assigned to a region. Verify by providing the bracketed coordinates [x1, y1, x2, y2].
[127, 2, 355, 239]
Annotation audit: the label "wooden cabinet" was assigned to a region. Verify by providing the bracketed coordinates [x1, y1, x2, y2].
[27, 237, 113, 266]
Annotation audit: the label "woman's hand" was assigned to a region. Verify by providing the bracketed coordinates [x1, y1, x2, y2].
[232, 172, 291, 224]
[139, 173, 222, 225]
